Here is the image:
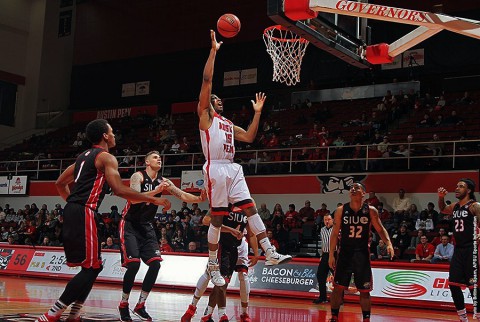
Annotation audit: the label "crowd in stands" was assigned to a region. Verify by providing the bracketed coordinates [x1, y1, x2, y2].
[0, 185, 462, 265]
[1, 89, 479, 180]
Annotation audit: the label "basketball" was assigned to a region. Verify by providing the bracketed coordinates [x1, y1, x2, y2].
[217, 13, 241, 38]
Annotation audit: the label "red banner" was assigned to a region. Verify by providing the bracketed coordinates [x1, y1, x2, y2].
[72, 105, 158, 122]
[27, 171, 477, 196]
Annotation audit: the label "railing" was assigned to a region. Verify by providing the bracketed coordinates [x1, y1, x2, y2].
[1, 139, 479, 179]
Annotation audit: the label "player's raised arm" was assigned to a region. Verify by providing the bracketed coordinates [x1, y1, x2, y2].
[370, 206, 394, 259]
[198, 30, 222, 131]
[438, 187, 454, 214]
[234, 92, 266, 143]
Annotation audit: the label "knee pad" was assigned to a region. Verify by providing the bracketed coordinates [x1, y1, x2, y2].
[208, 224, 221, 244]
[247, 214, 266, 235]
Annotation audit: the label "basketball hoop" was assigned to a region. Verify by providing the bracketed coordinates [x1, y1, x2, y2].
[263, 25, 309, 86]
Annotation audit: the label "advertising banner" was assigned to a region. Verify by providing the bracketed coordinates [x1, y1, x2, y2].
[181, 170, 204, 192]
[0, 176, 28, 195]
[72, 105, 157, 122]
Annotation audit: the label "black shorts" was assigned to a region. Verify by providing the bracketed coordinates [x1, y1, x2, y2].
[334, 248, 372, 292]
[119, 220, 162, 267]
[218, 241, 239, 281]
[449, 246, 477, 288]
[62, 203, 102, 269]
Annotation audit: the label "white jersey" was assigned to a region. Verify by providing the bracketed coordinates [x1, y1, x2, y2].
[200, 112, 235, 162]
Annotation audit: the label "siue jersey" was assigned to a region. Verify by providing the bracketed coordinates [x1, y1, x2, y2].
[221, 209, 248, 248]
[339, 202, 371, 251]
[200, 112, 235, 162]
[122, 170, 163, 224]
[452, 200, 476, 248]
[67, 146, 110, 211]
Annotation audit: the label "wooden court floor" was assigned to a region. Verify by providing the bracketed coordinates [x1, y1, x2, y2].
[0, 275, 462, 321]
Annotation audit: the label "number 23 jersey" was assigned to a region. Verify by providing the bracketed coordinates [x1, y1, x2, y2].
[340, 202, 371, 251]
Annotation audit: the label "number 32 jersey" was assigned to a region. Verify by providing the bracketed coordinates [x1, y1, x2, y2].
[340, 202, 371, 251]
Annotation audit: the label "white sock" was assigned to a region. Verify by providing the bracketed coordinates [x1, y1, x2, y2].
[138, 290, 149, 304]
[218, 307, 226, 318]
[48, 300, 67, 318]
[259, 237, 273, 254]
[457, 308, 468, 322]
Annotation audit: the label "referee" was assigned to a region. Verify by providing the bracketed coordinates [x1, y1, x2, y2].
[313, 213, 334, 304]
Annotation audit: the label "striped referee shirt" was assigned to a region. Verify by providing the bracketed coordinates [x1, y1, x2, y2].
[320, 225, 333, 254]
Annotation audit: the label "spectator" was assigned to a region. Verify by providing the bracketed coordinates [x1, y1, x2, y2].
[271, 210, 284, 229]
[444, 110, 464, 126]
[431, 235, 454, 263]
[40, 236, 53, 247]
[365, 191, 380, 209]
[7, 235, 16, 245]
[393, 225, 410, 259]
[191, 208, 203, 227]
[284, 204, 300, 229]
[392, 189, 411, 224]
[170, 139, 180, 153]
[418, 113, 434, 127]
[258, 203, 272, 224]
[409, 229, 426, 249]
[273, 223, 289, 253]
[415, 210, 434, 232]
[266, 230, 280, 252]
[159, 237, 174, 252]
[187, 241, 200, 253]
[412, 235, 435, 262]
[424, 202, 440, 227]
[431, 228, 448, 248]
[299, 200, 315, 223]
[378, 202, 393, 229]
[314, 203, 330, 226]
[376, 239, 389, 260]
[172, 229, 186, 251]
[102, 236, 119, 250]
[0, 227, 8, 241]
[179, 137, 190, 153]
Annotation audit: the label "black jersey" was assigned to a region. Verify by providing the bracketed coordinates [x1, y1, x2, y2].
[221, 209, 248, 248]
[66, 146, 109, 211]
[340, 202, 371, 250]
[452, 200, 476, 248]
[122, 170, 163, 224]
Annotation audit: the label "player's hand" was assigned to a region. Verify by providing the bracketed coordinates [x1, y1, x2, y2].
[210, 30, 222, 52]
[251, 92, 266, 113]
[387, 244, 395, 260]
[154, 197, 171, 210]
[328, 254, 336, 270]
[438, 187, 448, 197]
[231, 225, 243, 240]
[156, 179, 171, 193]
[198, 189, 208, 202]
[249, 255, 259, 267]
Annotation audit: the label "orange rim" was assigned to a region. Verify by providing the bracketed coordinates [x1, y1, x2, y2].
[263, 25, 309, 43]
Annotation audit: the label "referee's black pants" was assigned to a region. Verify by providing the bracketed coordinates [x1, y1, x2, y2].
[316, 252, 333, 301]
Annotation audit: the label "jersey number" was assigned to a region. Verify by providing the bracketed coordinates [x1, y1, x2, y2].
[349, 225, 363, 238]
[454, 219, 464, 232]
[74, 161, 85, 183]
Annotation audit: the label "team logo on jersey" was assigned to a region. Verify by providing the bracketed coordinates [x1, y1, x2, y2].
[360, 217, 369, 224]
[317, 175, 366, 194]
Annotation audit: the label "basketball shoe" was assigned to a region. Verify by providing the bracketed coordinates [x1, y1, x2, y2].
[240, 313, 252, 322]
[265, 248, 292, 266]
[219, 314, 229, 322]
[207, 259, 225, 286]
[200, 313, 214, 322]
[133, 302, 152, 321]
[181, 304, 197, 322]
[37, 313, 59, 322]
[118, 302, 132, 322]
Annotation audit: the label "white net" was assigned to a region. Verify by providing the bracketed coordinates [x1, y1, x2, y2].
[263, 25, 309, 86]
